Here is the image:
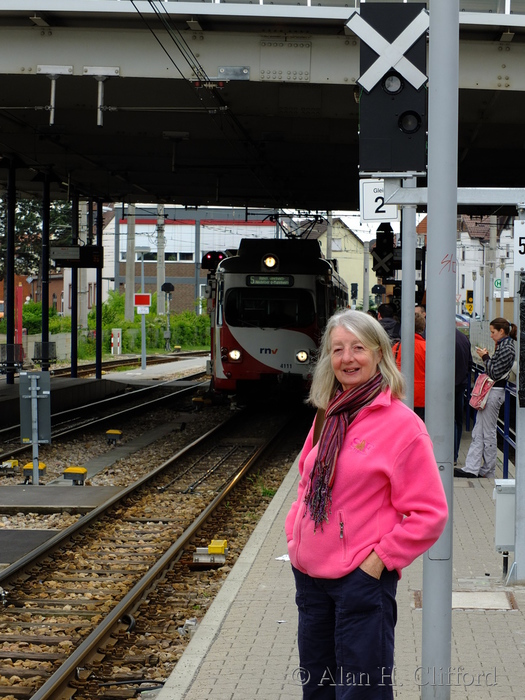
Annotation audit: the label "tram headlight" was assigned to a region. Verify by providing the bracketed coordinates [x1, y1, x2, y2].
[228, 349, 242, 362]
[263, 254, 278, 270]
[295, 350, 309, 364]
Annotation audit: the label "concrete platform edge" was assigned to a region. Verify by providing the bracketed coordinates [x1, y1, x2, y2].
[156, 455, 300, 700]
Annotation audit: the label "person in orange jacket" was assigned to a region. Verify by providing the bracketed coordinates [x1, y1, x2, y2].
[392, 313, 426, 421]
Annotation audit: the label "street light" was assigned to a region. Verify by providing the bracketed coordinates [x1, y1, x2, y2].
[136, 246, 150, 370]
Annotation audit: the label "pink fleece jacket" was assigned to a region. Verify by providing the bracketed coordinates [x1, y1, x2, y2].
[285, 389, 448, 579]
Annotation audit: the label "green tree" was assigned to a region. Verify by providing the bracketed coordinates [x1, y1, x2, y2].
[0, 198, 72, 279]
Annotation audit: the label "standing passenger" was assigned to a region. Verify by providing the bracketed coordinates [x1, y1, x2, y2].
[455, 317, 516, 478]
[285, 309, 448, 699]
[377, 303, 400, 344]
[454, 328, 472, 465]
[392, 313, 426, 421]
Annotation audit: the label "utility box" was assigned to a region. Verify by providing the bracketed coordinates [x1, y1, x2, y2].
[493, 479, 515, 552]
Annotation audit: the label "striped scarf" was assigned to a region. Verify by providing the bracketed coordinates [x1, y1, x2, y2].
[304, 372, 383, 531]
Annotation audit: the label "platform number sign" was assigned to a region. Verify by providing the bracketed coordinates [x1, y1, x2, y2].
[359, 179, 399, 222]
[514, 220, 525, 272]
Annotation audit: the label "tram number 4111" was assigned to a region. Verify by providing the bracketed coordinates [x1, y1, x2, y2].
[514, 220, 525, 272]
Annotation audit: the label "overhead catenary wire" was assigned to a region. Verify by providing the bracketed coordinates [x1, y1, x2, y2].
[129, 0, 293, 208]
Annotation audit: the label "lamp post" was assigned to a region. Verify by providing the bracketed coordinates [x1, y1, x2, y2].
[136, 246, 150, 370]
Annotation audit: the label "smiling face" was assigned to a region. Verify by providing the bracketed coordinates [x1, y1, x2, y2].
[330, 326, 382, 392]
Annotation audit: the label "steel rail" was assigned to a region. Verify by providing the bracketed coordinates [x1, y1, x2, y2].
[0, 412, 231, 585]
[0, 377, 208, 462]
[28, 415, 291, 700]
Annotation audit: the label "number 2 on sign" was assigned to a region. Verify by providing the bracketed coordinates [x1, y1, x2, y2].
[440, 253, 456, 274]
[374, 196, 386, 214]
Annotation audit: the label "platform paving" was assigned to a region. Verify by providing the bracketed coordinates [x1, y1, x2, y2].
[156, 432, 525, 700]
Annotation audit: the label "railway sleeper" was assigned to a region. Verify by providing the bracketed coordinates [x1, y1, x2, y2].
[0, 634, 80, 644]
[3, 609, 103, 617]
[0, 687, 36, 698]
[0, 666, 51, 678]
[0, 651, 64, 661]
[6, 599, 110, 606]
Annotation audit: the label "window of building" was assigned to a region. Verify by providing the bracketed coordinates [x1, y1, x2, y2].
[179, 252, 194, 262]
[461, 274, 465, 289]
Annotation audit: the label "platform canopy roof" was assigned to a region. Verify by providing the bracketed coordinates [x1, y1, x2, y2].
[0, 3, 524, 214]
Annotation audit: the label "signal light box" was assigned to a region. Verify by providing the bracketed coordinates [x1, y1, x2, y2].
[353, 3, 428, 174]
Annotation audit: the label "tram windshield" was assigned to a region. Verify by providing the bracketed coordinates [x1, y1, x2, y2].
[224, 288, 315, 328]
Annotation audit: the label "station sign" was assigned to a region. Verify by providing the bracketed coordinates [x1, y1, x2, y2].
[514, 219, 525, 272]
[359, 179, 400, 222]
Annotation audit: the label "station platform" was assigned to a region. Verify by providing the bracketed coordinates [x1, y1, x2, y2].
[157, 435, 525, 700]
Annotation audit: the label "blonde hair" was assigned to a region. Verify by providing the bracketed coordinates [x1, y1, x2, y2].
[309, 309, 405, 409]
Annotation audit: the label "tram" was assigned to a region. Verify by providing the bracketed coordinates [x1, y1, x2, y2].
[203, 238, 348, 395]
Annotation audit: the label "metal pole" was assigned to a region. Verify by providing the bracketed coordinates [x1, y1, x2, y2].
[500, 259, 505, 317]
[489, 264, 494, 321]
[512, 208, 525, 583]
[194, 218, 201, 313]
[327, 212, 333, 261]
[421, 1, 458, 697]
[141, 253, 146, 371]
[30, 375, 40, 487]
[157, 203, 165, 315]
[70, 192, 79, 378]
[125, 204, 136, 322]
[41, 173, 50, 372]
[363, 241, 370, 313]
[166, 293, 171, 351]
[515, 271, 520, 328]
[95, 199, 103, 379]
[5, 159, 16, 385]
[400, 177, 416, 411]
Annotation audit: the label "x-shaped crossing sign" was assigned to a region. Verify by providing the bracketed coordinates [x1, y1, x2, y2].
[346, 9, 429, 93]
[371, 249, 393, 275]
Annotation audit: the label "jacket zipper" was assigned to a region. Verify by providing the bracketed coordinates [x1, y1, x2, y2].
[338, 511, 346, 560]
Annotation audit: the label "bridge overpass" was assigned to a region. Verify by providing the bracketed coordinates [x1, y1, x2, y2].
[0, 1, 525, 212]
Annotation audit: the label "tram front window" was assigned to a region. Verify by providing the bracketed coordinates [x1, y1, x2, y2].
[225, 289, 315, 328]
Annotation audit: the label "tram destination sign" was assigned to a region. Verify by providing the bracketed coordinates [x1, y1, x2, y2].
[246, 275, 294, 286]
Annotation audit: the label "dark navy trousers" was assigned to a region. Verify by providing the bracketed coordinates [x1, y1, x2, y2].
[292, 565, 398, 699]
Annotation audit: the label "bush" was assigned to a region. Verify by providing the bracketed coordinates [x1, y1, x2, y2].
[0, 291, 210, 356]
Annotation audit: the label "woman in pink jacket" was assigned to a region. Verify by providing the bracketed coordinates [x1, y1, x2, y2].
[285, 309, 448, 699]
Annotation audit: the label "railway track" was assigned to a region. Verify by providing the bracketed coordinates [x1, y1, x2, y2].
[0, 406, 310, 700]
[0, 372, 209, 466]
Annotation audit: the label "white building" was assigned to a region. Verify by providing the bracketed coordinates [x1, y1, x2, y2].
[455, 215, 514, 321]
